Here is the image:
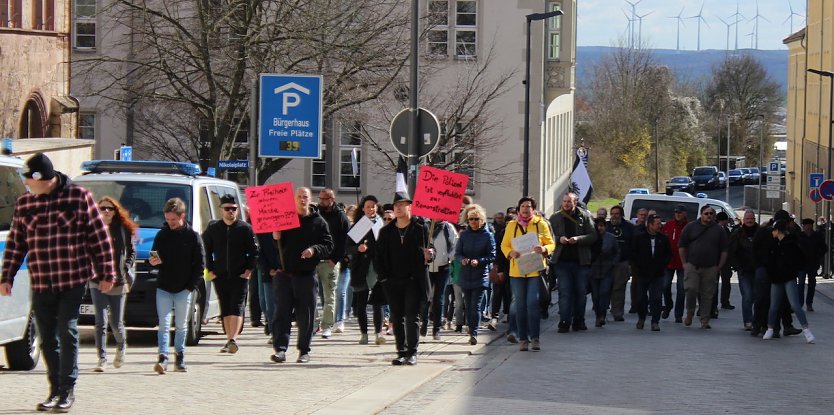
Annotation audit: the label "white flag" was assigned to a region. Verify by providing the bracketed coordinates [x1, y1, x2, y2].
[570, 153, 593, 205]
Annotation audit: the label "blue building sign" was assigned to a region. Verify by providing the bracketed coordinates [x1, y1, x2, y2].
[258, 74, 323, 159]
[119, 146, 133, 161]
[218, 160, 249, 170]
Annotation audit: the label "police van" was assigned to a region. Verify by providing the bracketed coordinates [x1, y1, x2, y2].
[73, 160, 247, 345]
[0, 154, 40, 370]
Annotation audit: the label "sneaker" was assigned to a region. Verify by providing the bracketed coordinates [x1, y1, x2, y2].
[454, 325, 463, 333]
[506, 333, 518, 344]
[519, 340, 529, 351]
[94, 357, 106, 372]
[406, 355, 417, 365]
[153, 354, 168, 374]
[762, 328, 774, 340]
[174, 352, 187, 372]
[807, 304, 815, 312]
[54, 390, 75, 413]
[297, 354, 310, 363]
[220, 341, 230, 353]
[803, 328, 816, 344]
[375, 333, 386, 345]
[113, 347, 125, 368]
[445, 321, 453, 331]
[270, 351, 287, 363]
[251, 319, 265, 328]
[334, 322, 345, 333]
[267, 337, 274, 345]
[721, 304, 735, 310]
[557, 321, 570, 333]
[391, 356, 406, 366]
[744, 322, 753, 331]
[322, 328, 332, 339]
[531, 338, 541, 351]
[783, 326, 802, 336]
[433, 332, 441, 341]
[700, 321, 712, 329]
[613, 315, 625, 322]
[684, 313, 693, 326]
[469, 336, 477, 345]
[35, 394, 59, 412]
[636, 320, 645, 330]
[227, 339, 239, 354]
[651, 322, 660, 331]
[359, 333, 369, 345]
[487, 318, 498, 331]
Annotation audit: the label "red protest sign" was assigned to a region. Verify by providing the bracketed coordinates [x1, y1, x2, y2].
[245, 182, 300, 233]
[412, 166, 469, 222]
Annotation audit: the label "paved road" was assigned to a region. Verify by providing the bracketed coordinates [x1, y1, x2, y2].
[703, 185, 744, 208]
[383, 277, 834, 415]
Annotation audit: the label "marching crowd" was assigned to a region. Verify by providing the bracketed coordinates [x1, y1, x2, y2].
[0, 152, 826, 413]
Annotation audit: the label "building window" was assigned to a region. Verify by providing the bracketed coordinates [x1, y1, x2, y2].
[32, 0, 52, 30]
[454, 1, 477, 59]
[79, 113, 95, 139]
[427, 0, 449, 56]
[3, 0, 23, 28]
[547, 2, 561, 60]
[311, 147, 327, 189]
[339, 122, 361, 189]
[74, 0, 96, 49]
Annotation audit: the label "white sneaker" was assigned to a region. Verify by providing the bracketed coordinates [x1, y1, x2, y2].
[334, 322, 345, 333]
[94, 357, 106, 372]
[322, 328, 332, 338]
[762, 328, 774, 340]
[488, 318, 498, 331]
[113, 348, 125, 368]
[375, 333, 386, 345]
[803, 328, 816, 344]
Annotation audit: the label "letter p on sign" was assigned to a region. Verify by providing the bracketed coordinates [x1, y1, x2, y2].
[274, 82, 311, 115]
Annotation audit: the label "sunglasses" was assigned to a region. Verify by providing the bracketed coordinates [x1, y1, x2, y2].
[100, 206, 115, 212]
[467, 217, 481, 221]
[703, 211, 715, 216]
[223, 206, 238, 212]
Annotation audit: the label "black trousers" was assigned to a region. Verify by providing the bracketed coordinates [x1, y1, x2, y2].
[272, 272, 318, 354]
[634, 276, 663, 324]
[353, 289, 384, 334]
[752, 267, 792, 332]
[32, 284, 85, 395]
[383, 278, 423, 358]
[490, 279, 511, 318]
[249, 270, 262, 322]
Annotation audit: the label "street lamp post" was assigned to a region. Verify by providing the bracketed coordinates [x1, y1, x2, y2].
[523, 10, 563, 197]
[757, 114, 765, 223]
[807, 68, 834, 277]
[725, 115, 731, 204]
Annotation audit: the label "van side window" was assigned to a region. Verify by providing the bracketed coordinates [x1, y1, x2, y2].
[0, 165, 27, 231]
[198, 186, 213, 231]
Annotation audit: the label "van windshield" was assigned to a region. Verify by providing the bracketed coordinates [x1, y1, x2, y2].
[77, 181, 192, 229]
[693, 168, 715, 176]
[0, 165, 27, 231]
[629, 200, 700, 222]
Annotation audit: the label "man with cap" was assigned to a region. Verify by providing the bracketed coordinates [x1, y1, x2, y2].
[375, 191, 434, 365]
[662, 204, 689, 322]
[678, 205, 728, 329]
[2, 153, 116, 412]
[202, 194, 258, 353]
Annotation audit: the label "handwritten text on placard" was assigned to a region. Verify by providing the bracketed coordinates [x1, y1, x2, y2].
[245, 182, 300, 233]
[412, 166, 469, 222]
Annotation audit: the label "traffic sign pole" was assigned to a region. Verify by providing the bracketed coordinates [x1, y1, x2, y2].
[407, 0, 419, 197]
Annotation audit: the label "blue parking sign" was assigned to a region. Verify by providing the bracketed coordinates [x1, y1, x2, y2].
[810, 173, 824, 188]
[119, 146, 133, 161]
[258, 74, 323, 159]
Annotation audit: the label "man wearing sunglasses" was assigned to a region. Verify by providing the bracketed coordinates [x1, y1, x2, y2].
[677, 205, 729, 329]
[203, 194, 258, 354]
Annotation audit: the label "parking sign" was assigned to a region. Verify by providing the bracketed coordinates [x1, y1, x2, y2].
[258, 74, 323, 159]
[810, 173, 824, 188]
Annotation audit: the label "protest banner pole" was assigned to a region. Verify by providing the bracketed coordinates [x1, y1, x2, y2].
[427, 219, 437, 249]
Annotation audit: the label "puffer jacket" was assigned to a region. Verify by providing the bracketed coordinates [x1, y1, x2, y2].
[454, 226, 495, 290]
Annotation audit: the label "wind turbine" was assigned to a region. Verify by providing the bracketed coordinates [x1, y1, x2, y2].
[624, 0, 642, 48]
[635, 11, 653, 47]
[728, 1, 745, 50]
[668, 7, 686, 51]
[686, 2, 710, 51]
[716, 16, 735, 51]
[746, 30, 755, 49]
[749, 0, 770, 50]
[622, 9, 635, 48]
[783, 0, 804, 34]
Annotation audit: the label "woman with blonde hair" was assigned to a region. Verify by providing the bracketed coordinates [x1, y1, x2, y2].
[91, 196, 137, 372]
[454, 204, 495, 345]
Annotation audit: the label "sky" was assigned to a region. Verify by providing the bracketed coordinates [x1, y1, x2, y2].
[577, 0, 806, 51]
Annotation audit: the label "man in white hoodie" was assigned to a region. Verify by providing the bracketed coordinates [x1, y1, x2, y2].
[421, 220, 458, 340]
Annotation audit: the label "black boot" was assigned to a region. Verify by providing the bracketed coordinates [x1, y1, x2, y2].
[54, 389, 74, 413]
[175, 352, 187, 372]
[36, 393, 59, 412]
[557, 320, 570, 333]
[154, 354, 168, 374]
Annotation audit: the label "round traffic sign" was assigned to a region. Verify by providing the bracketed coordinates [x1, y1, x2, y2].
[389, 108, 441, 158]
[820, 180, 834, 201]
[810, 188, 823, 203]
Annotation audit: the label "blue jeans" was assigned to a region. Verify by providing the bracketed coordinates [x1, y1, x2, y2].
[90, 287, 126, 358]
[463, 287, 485, 337]
[156, 289, 192, 356]
[32, 284, 85, 395]
[510, 277, 541, 341]
[555, 261, 590, 323]
[589, 274, 614, 318]
[665, 268, 685, 319]
[737, 269, 755, 324]
[423, 266, 450, 334]
[768, 280, 808, 328]
[797, 269, 816, 307]
[335, 267, 352, 323]
[257, 268, 274, 331]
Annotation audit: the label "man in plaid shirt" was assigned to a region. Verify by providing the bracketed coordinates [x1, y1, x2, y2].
[1, 153, 115, 413]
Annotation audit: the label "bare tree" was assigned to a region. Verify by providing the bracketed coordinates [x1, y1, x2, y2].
[74, 0, 411, 184]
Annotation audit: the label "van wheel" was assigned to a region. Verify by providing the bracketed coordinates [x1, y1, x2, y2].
[5, 312, 40, 370]
[185, 294, 203, 346]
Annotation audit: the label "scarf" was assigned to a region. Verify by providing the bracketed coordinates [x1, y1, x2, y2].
[517, 214, 532, 229]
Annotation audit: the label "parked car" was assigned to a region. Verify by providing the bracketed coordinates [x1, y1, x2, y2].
[623, 193, 738, 224]
[738, 168, 753, 184]
[747, 167, 761, 184]
[0, 154, 40, 370]
[691, 166, 720, 189]
[665, 176, 695, 194]
[73, 160, 248, 346]
[728, 169, 744, 185]
[627, 188, 651, 195]
[717, 171, 727, 189]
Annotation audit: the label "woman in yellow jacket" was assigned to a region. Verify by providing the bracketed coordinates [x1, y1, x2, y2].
[501, 197, 556, 351]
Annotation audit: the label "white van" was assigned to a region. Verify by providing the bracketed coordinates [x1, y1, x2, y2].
[622, 193, 738, 224]
[0, 154, 40, 370]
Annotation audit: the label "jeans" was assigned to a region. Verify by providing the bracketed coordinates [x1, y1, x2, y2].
[462, 287, 485, 337]
[510, 277, 541, 341]
[422, 266, 450, 334]
[453, 284, 465, 326]
[315, 261, 340, 329]
[634, 276, 663, 323]
[383, 278, 423, 357]
[665, 268, 685, 319]
[335, 267, 352, 323]
[768, 280, 808, 327]
[156, 288, 192, 356]
[555, 261, 590, 323]
[257, 267, 274, 332]
[90, 287, 126, 359]
[737, 269, 755, 324]
[753, 267, 792, 331]
[589, 274, 614, 318]
[712, 266, 733, 310]
[610, 261, 631, 318]
[273, 271, 318, 354]
[797, 269, 816, 307]
[32, 284, 85, 395]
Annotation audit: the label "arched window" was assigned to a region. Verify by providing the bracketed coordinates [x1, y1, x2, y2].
[19, 93, 48, 138]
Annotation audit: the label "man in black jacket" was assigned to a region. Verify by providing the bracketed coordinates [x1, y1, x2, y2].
[752, 210, 799, 337]
[315, 188, 350, 338]
[149, 197, 205, 374]
[630, 214, 671, 331]
[203, 194, 258, 354]
[270, 187, 334, 364]
[797, 218, 827, 311]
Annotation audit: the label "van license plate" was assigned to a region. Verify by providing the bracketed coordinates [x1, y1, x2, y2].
[79, 304, 96, 315]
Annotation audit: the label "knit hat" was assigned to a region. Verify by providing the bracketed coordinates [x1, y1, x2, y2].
[22, 152, 55, 180]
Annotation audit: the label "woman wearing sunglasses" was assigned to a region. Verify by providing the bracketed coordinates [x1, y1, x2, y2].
[91, 197, 137, 372]
[454, 204, 495, 345]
